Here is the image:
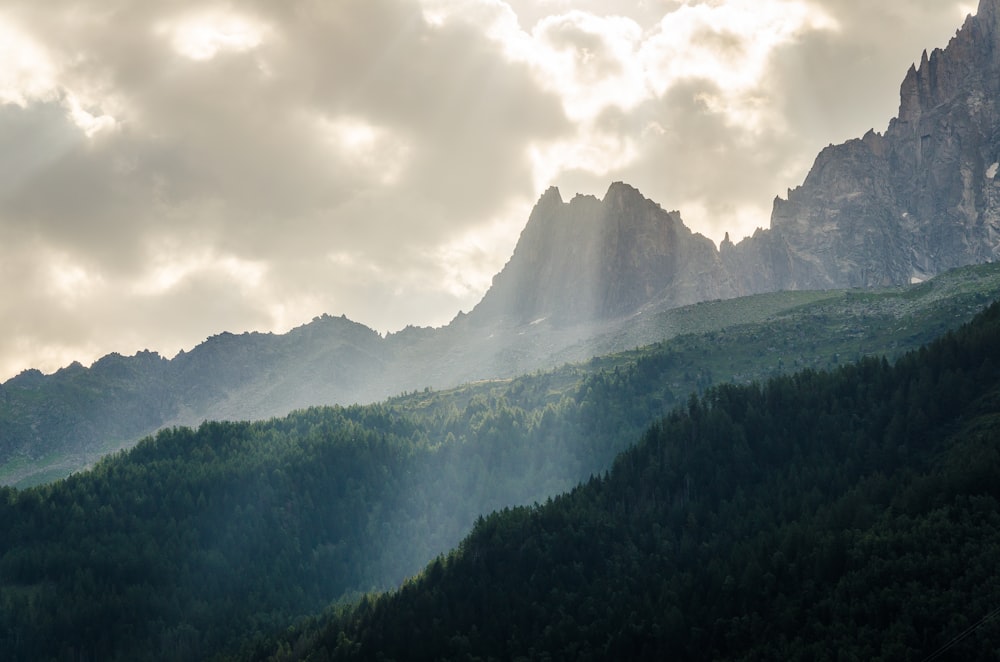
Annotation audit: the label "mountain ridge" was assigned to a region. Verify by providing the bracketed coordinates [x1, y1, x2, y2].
[724, 0, 1000, 291]
[466, 0, 1000, 328]
[5, 260, 1000, 487]
[7, 0, 1000, 484]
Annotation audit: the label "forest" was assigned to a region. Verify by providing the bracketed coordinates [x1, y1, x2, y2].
[0, 315, 728, 659]
[1, 289, 999, 660]
[240, 301, 1000, 661]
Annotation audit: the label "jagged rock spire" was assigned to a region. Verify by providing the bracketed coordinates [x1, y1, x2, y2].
[723, 0, 1000, 293]
[468, 183, 735, 326]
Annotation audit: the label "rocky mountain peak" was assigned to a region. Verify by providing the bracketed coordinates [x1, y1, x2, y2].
[723, 0, 1000, 293]
[896, 0, 1000, 129]
[468, 0, 1000, 323]
[974, 0, 1000, 35]
[602, 181, 645, 207]
[535, 185, 564, 212]
[467, 183, 735, 327]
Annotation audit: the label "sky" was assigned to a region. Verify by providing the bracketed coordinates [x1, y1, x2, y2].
[0, 0, 979, 380]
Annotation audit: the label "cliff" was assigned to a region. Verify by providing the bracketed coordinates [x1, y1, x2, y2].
[726, 0, 1000, 290]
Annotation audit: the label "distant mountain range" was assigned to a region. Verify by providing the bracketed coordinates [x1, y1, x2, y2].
[5, 0, 1000, 485]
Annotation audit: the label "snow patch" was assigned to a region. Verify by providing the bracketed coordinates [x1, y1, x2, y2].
[910, 276, 925, 284]
[987, 162, 999, 179]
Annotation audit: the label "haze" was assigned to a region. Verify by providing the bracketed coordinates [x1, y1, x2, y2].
[0, 0, 973, 380]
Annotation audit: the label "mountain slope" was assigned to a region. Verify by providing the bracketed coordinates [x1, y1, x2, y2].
[0, 314, 390, 485]
[254, 303, 1000, 662]
[6, 262, 1000, 488]
[3, 269, 999, 661]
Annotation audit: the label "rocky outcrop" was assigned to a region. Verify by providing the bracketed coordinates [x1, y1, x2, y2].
[468, 182, 736, 326]
[727, 0, 1000, 291]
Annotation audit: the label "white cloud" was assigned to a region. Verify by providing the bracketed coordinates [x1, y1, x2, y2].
[160, 9, 269, 61]
[65, 94, 117, 137]
[640, 0, 839, 131]
[44, 250, 106, 305]
[0, 18, 58, 106]
[530, 129, 640, 191]
[432, 201, 528, 300]
[529, 12, 648, 120]
[0, 16, 119, 138]
[416, 0, 838, 204]
[131, 248, 267, 297]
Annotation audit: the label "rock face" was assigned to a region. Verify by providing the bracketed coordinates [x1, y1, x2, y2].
[468, 182, 736, 326]
[726, 0, 1000, 291]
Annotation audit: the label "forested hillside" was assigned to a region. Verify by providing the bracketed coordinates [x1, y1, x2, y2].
[1, 274, 999, 660]
[250, 302, 1000, 661]
[0, 329, 730, 658]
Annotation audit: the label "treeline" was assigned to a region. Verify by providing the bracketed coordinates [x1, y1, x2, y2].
[245, 302, 1000, 661]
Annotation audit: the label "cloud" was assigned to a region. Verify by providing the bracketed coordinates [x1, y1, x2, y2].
[0, 0, 570, 379]
[0, 0, 976, 380]
[160, 8, 270, 61]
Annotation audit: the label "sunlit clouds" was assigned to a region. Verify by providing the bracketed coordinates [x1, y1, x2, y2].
[160, 9, 270, 61]
[641, 1, 839, 131]
[317, 115, 413, 186]
[0, 17, 118, 138]
[0, 19, 57, 107]
[423, 0, 839, 191]
[43, 250, 105, 304]
[130, 249, 267, 298]
[0, 0, 974, 379]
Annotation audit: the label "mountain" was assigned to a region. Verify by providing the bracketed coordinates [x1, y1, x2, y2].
[6, 261, 1000, 488]
[467, 0, 1000, 321]
[725, 0, 1000, 291]
[3, 280, 999, 662]
[0, 314, 392, 485]
[244, 300, 1000, 662]
[7, 0, 1000, 485]
[467, 182, 735, 326]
